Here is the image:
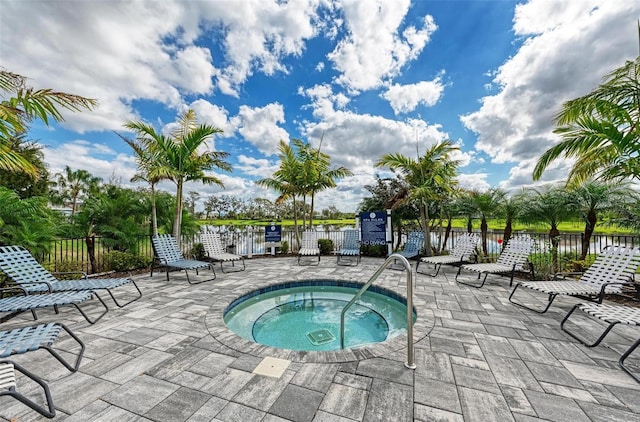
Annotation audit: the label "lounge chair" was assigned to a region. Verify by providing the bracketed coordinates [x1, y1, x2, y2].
[336, 229, 361, 266]
[0, 245, 142, 308]
[199, 231, 245, 273]
[298, 231, 320, 265]
[0, 287, 108, 324]
[1, 360, 55, 418]
[455, 235, 535, 288]
[151, 234, 216, 284]
[561, 302, 640, 383]
[509, 245, 640, 313]
[389, 231, 424, 270]
[0, 322, 85, 372]
[416, 232, 479, 277]
[0, 323, 86, 418]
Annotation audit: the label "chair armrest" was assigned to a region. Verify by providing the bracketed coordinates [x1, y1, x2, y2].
[0, 286, 28, 297]
[552, 272, 583, 281]
[599, 281, 639, 295]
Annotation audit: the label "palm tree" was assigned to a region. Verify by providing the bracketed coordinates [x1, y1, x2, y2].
[0, 69, 97, 177]
[117, 131, 165, 236]
[533, 58, 640, 185]
[54, 166, 102, 216]
[376, 140, 460, 256]
[496, 192, 526, 250]
[519, 186, 577, 272]
[568, 180, 635, 260]
[296, 138, 353, 227]
[125, 109, 231, 242]
[470, 188, 505, 256]
[257, 140, 303, 244]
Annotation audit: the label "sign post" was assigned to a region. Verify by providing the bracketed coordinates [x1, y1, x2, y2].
[265, 224, 282, 256]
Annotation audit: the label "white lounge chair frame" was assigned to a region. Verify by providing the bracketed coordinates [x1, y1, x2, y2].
[456, 235, 535, 288]
[509, 245, 640, 313]
[561, 302, 640, 383]
[199, 232, 245, 273]
[336, 229, 361, 266]
[298, 231, 320, 265]
[416, 232, 479, 277]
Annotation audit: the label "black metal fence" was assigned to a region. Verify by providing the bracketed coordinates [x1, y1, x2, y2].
[38, 229, 640, 275]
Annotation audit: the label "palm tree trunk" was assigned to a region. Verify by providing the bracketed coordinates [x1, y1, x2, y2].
[503, 219, 513, 252]
[292, 196, 300, 248]
[421, 202, 432, 257]
[581, 210, 596, 260]
[550, 226, 560, 272]
[443, 218, 452, 251]
[86, 235, 97, 274]
[310, 193, 315, 228]
[173, 178, 184, 244]
[481, 217, 488, 256]
[151, 183, 158, 236]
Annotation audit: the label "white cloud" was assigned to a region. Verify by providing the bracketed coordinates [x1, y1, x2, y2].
[197, 0, 321, 96]
[235, 155, 280, 178]
[460, 0, 639, 188]
[189, 99, 236, 138]
[44, 140, 138, 184]
[230, 103, 290, 155]
[299, 84, 452, 176]
[382, 75, 446, 114]
[328, 0, 437, 92]
[456, 173, 491, 191]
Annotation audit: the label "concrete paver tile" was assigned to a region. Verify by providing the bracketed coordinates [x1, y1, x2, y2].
[269, 384, 324, 422]
[414, 377, 461, 413]
[458, 386, 515, 422]
[524, 389, 593, 422]
[102, 374, 179, 414]
[363, 379, 413, 422]
[319, 383, 368, 420]
[414, 404, 463, 422]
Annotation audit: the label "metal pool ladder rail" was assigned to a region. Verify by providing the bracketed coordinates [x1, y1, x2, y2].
[339, 253, 416, 369]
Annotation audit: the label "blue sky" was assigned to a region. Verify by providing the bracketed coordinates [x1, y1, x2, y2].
[1, 0, 639, 212]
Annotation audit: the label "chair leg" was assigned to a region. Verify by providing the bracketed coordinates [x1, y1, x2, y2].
[42, 323, 86, 372]
[0, 361, 56, 418]
[103, 280, 143, 308]
[416, 262, 441, 277]
[456, 270, 490, 288]
[508, 284, 558, 314]
[619, 337, 640, 383]
[185, 266, 216, 284]
[72, 293, 109, 324]
[560, 304, 620, 347]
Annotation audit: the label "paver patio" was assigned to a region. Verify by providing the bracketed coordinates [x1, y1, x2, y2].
[1, 256, 639, 421]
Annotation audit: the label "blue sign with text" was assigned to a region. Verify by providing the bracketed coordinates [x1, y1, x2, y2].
[265, 225, 282, 242]
[360, 211, 387, 246]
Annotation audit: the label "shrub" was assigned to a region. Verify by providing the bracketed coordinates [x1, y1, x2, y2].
[105, 251, 152, 272]
[361, 244, 386, 257]
[46, 260, 86, 278]
[191, 243, 206, 260]
[318, 238, 333, 255]
[280, 240, 289, 254]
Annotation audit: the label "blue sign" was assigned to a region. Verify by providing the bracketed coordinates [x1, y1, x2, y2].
[265, 224, 282, 242]
[360, 211, 387, 246]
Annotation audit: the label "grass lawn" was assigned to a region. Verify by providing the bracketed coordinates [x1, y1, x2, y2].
[200, 218, 634, 235]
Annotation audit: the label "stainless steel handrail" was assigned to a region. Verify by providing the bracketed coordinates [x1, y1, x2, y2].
[339, 253, 416, 369]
